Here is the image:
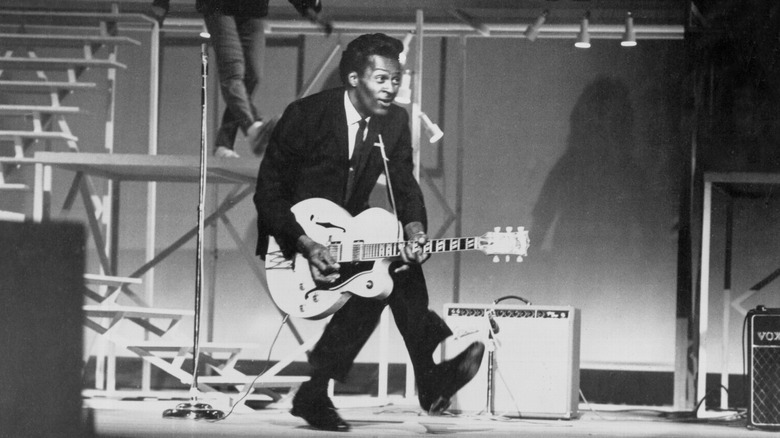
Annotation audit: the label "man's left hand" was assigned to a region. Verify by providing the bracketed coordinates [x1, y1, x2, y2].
[396, 221, 429, 272]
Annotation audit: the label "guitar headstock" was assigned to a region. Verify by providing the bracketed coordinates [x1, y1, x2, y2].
[478, 227, 530, 263]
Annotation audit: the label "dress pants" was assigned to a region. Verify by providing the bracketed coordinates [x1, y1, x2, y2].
[307, 262, 452, 385]
[203, 13, 265, 149]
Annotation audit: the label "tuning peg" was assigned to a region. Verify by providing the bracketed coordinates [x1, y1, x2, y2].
[505, 255, 510, 262]
[494, 226, 500, 232]
[492, 255, 499, 263]
[505, 226, 513, 232]
[516, 256, 523, 263]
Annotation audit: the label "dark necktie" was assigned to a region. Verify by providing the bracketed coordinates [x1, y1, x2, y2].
[345, 119, 367, 203]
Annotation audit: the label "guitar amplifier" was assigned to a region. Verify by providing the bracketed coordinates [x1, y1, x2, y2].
[442, 303, 580, 419]
[748, 306, 780, 430]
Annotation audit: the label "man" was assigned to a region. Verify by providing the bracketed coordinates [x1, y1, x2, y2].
[149, 0, 320, 157]
[254, 33, 484, 432]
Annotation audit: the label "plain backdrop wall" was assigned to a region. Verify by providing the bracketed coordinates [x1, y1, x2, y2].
[21, 23, 774, 378]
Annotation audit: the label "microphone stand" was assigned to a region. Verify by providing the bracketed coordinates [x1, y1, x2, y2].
[163, 40, 224, 421]
[484, 310, 497, 416]
[486, 337, 496, 415]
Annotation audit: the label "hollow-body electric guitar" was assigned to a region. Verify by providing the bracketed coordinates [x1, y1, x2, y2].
[265, 198, 529, 319]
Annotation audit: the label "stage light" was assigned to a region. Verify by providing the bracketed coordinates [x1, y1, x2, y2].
[420, 112, 444, 143]
[449, 9, 490, 36]
[524, 10, 548, 42]
[395, 69, 413, 104]
[575, 12, 591, 49]
[199, 23, 210, 39]
[621, 12, 637, 47]
[399, 31, 414, 66]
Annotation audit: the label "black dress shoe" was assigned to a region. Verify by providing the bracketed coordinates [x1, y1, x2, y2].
[426, 340, 485, 416]
[291, 382, 350, 432]
[250, 115, 278, 156]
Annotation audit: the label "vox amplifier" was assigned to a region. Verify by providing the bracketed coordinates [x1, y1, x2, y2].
[442, 303, 580, 419]
[748, 306, 780, 430]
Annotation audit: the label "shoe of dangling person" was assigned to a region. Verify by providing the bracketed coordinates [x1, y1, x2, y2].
[214, 146, 240, 158]
[149, 0, 169, 25]
[418, 340, 485, 416]
[290, 380, 350, 432]
[248, 117, 277, 156]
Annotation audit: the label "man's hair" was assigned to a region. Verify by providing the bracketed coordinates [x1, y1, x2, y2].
[339, 33, 403, 84]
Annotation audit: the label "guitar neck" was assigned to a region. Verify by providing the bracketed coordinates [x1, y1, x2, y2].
[331, 236, 481, 262]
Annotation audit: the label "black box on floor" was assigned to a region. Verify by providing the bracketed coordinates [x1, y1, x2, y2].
[0, 221, 90, 437]
[747, 306, 780, 430]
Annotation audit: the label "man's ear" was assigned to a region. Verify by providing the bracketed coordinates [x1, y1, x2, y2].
[347, 72, 359, 88]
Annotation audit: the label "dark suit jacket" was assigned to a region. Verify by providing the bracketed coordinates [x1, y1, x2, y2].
[254, 87, 427, 257]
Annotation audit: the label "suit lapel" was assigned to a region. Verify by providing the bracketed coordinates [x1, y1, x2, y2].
[327, 89, 350, 164]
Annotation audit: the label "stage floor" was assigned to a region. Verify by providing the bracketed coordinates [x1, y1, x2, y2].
[87, 392, 769, 437]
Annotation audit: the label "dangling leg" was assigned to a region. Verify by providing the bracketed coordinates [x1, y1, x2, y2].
[237, 16, 274, 155]
[203, 13, 256, 156]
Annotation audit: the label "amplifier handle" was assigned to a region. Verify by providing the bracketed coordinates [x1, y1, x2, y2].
[493, 295, 532, 305]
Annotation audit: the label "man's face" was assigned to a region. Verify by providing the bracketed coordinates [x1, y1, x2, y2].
[350, 55, 401, 118]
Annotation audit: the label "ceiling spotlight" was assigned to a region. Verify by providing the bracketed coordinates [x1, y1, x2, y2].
[621, 12, 637, 47]
[524, 9, 548, 42]
[449, 9, 490, 36]
[199, 23, 210, 39]
[575, 12, 590, 49]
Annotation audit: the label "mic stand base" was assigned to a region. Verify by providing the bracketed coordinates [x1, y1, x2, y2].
[163, 401, 225, 420]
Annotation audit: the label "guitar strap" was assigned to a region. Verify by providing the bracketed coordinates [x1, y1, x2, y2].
[374, 134, 404, 240]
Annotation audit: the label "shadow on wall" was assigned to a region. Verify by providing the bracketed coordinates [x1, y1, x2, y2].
[528, 75, 661, 292]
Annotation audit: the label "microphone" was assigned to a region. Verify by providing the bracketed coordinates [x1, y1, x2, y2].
[487, 310, 500, 335]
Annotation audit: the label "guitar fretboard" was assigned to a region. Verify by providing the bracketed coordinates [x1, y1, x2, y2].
[330, 237, 480, 262]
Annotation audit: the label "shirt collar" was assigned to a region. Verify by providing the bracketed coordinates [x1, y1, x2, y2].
[344, 90, 370, 126]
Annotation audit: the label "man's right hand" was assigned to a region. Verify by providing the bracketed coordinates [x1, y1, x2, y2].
[296, 235, 340, 284]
